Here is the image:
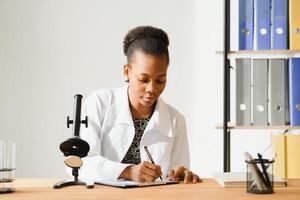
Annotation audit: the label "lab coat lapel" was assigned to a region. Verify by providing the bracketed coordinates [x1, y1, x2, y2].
[114, 85, 133, 126]
[112, 85, 135, 161]
[145, 98, 172, 138]
[140, 98, 173, 167]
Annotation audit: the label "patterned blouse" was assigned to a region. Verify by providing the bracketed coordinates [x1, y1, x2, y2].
[121, 118, 150, 164]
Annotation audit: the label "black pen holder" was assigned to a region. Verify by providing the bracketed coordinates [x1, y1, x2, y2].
[246, 158, 274, 194]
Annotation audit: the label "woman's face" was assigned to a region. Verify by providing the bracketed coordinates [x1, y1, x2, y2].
[124, 50, 168, 109]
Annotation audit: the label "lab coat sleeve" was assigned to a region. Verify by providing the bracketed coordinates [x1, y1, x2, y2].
[168, 114, 190, 171]
[66, 92, 131, 181]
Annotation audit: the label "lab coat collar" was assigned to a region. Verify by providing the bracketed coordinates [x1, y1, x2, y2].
[114, 85, 134, 126]
[114, 85, 172, 138]
[147, 98, 172, 138]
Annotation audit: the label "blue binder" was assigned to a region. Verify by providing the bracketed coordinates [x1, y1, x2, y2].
[289, 58, 300, 126]
[254, 0, 271, 50]
[239, 0, 254, 50]
[271, 0, 288, 50]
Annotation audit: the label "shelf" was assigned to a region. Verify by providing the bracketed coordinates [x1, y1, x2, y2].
[216, 123, 300, 130]
[216, 50, 300, 59]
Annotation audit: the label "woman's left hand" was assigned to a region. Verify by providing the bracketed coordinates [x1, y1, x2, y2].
[167, 166, 201, 184]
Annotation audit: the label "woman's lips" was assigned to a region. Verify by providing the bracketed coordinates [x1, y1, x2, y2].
[143, 96, 155, 103]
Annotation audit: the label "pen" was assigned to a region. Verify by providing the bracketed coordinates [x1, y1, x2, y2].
[143, 145, 163, 180]
[257, 153, 272, 191]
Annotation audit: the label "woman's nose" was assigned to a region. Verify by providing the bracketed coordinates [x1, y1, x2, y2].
[145, 82, 156, 94]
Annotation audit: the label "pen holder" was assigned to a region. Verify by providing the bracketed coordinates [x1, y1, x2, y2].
[246, 158, 274, 194]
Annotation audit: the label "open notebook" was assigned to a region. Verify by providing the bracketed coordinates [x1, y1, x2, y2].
[95, 179, 179, 188]
[213, 172, 287, 188]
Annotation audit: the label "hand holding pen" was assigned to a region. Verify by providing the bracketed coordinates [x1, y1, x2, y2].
[118, 161, 162, 182]
[144, 146, 163, 180]
[118, 146, 162, 182]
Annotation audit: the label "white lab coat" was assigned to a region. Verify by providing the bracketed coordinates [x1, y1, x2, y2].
[76, 85, 190, 181]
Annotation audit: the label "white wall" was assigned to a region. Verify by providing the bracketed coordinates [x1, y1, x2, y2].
[0, 0, 272, 178]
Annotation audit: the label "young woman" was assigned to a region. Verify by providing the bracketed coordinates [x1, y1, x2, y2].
[79, 26, 201, 183]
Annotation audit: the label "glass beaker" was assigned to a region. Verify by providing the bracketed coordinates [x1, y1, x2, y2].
[0, 140, 16, 193]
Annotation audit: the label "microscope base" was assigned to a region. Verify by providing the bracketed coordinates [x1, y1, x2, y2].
[53, 179, 94, 189]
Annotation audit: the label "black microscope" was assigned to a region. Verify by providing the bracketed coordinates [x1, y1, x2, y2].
[54, 94, 94, 189]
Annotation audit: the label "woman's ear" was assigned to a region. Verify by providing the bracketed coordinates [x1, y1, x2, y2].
[123, 64, 130, 82]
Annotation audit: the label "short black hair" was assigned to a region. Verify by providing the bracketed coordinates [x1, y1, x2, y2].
[123, 26, 169, 64]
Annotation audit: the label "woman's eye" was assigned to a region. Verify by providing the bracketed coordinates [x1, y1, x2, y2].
[157, 79, 166, 84]
[138, 79, 149, 83]
[137, 78, 165, 84]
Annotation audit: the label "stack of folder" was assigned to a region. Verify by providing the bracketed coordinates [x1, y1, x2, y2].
[272, 134, 300, 178]
[239, 0, 300, 50]
[235, 58, 300, 126]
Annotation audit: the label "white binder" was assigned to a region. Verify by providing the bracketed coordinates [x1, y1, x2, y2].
[236, 59, 251, 125]
[269, 59, 288, 125]
[253, 59, 268, 125]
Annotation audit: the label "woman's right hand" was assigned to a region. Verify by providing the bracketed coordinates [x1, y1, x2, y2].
[118, 161, 162, 182]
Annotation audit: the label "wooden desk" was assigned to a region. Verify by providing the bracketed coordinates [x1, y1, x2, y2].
[1, 179, 300, 200]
